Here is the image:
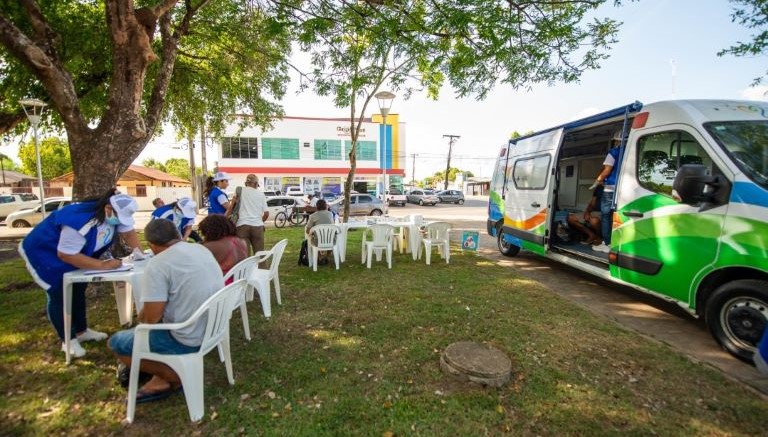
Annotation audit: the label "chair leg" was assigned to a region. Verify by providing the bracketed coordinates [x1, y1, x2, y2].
[425, 243, 432, 265]
[361, 242, 367, 264]
[254, 281, 272, 318]
[444, 242, 450, 264]
[239, 298, 251, 341]
[333, 247, 340, 270]
[366, 244, 373, 269]
[312, 247, 318, 272]
[125, 357, 142, 423]
[386, 245, 392, 269]
[273, 277, 282, 305]
[178, 358, 206, 422]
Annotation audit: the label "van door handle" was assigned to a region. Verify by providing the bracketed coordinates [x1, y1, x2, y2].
[624, 210, 644, 218]
[531, 202, 540, 208]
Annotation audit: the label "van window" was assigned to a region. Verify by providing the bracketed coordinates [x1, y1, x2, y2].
[512, 155, 550, 190]
[20, 194, 38, 201]
[637, 130, 714, 196]
[0, 195, 12, 204]
[705, 120, 768, 190]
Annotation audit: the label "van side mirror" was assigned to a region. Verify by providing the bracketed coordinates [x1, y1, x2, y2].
[672, 164, 721, 205]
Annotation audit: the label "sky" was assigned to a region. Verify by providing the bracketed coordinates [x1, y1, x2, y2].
[6, 0, 767, 181]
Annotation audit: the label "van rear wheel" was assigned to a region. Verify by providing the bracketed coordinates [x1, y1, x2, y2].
[497, 227, 520, 257]
[705, 279, 768, 363]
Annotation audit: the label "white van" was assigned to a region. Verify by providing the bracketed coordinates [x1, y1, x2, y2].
[488, 100, 768, 363]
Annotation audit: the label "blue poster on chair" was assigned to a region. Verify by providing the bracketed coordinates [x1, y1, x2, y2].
[461, 231, 479, 251]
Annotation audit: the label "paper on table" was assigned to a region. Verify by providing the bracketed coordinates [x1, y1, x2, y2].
[81, 265, 134, 275]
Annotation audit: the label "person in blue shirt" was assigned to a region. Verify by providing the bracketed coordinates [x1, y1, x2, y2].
[204, 172, 232, 215]
[756, 328, 768, 375]
[19, 188, 142, 359]
[151, 197, 201, 242]
[590, 130, 625, 253]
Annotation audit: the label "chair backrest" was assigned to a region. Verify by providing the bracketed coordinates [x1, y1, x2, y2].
[425, 221, 451, 241]
[268, 239, 289, 277]
[198, 279, 247, 354]
[368, 224, 394, 246]
[311, 224, 340, 250]
[223, 255, 259, 284]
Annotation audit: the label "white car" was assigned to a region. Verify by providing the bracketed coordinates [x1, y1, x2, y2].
[5, 197, 72, 228]
[265, 195, 306, 217]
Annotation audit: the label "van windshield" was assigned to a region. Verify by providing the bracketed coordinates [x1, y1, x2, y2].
[705, 120, 768, 190]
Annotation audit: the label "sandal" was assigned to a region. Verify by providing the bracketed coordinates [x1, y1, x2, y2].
[135, 385, 182, 404]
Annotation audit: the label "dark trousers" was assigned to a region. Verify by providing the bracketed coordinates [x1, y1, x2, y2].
[46, 282, 87, 340]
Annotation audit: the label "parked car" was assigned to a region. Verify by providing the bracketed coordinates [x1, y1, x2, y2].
[5, 197, 72, 228]
[318, 191, 340, 202]
[0, 193, 40, 219]
[386, 188, 407, 207]
[436, 190, 465, 205]
[330, 193, 387, 216]
[285, 186, 304, 196]
[263, 190, 280, 198]
[406, 189, 439, 206]
[266, 195, 305, 217]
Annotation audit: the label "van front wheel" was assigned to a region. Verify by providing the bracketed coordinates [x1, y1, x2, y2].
[705, 279, 768, 363]
[497, 228, 520, 257]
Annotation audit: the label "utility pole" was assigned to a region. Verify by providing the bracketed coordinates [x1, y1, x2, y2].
[410, 153, 417, 185]
[200, 123, 208, 176]
[188, 134, 197, 204]
[442, 134, 460, 190]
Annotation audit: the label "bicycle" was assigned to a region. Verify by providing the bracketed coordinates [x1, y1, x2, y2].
[274, 204, 308, 228]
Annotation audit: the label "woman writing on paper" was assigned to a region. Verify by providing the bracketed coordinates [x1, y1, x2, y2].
[19, 188, 142, 358]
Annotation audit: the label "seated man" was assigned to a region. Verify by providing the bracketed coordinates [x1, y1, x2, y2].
[305, 199, 335, 263]
[566, 185, 603, 245]
[108, 219, 224, 403]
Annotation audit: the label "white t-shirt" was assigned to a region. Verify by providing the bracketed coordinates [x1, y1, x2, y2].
[58, 222, 133, 255]
[236, 186, 269, 227]
[310, 197, 318, 207]
[141, 242, 224, 346]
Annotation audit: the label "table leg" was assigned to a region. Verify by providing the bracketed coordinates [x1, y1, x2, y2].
[113, 282, 133, 326]
[63, 280, 73, 365]
[339, 227, 348, 263]
[409, 225, 420, 260]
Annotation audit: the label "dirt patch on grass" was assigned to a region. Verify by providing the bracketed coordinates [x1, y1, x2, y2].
[0, 240, 20, 263]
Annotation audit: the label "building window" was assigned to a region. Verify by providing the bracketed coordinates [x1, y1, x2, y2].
[344, 140, 377, 161]
[222, 137, 259, 159]
[262, 137, 300, 160]
[314, 139, 342, 160]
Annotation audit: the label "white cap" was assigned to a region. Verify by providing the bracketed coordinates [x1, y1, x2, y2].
[176, 197, 197, 219]
[109, 193, 138, 227]
[212, 171, 232, 182]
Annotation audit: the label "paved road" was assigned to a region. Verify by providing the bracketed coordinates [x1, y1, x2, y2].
[2, 196, 767, 396]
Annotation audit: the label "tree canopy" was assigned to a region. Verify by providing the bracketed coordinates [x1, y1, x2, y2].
[2, 0, 626, 198]
[18, 136, 72, 180]
[719, 0, 768, 85]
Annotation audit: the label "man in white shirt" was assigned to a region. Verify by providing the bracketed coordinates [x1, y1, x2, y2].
[234, 174, 269, 255]
[109, 219, 224, 403]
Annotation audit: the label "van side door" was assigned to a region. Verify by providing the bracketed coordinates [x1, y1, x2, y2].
[613, 126, 730, 304]
[502, 130, 561, 254]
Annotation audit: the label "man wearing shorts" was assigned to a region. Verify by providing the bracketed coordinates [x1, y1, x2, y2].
[109, 219, 224, 403]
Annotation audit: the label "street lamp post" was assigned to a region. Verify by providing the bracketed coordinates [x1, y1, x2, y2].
[20, 98, 47, 218]
[375, 91, 396, 199]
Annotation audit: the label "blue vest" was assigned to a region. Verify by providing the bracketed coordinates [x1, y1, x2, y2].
[208, 187, 228, 214]
[605, 147, 623, 186]
[21, 201, 111, 291]
[759, 328, 768, 372]
[151, 204, 192, 235]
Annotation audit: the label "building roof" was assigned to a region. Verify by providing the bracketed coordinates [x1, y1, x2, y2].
[0, 170, 37, 184]
[51, 165, 189, 184]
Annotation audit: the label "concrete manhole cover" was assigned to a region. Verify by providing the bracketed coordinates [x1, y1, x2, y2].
[440, 341, 512, 387]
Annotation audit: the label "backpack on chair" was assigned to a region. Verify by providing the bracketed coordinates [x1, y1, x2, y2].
[298, 239, 310, 266]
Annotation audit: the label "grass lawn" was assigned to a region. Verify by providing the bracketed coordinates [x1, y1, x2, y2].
[1, 227, 766, 436]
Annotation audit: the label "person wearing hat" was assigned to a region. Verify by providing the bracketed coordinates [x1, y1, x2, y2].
[230, 174, 269, 255]
[588, 130, 626, 253]
[19, 188, 142, 358]
[204, 172, 233, 215]
[151, 197, 201, 242]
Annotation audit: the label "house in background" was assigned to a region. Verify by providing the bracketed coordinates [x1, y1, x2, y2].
[50, 165, 192, 210]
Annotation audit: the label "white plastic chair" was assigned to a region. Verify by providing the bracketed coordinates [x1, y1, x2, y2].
[223, 256, 259, 341]
[309, 224, 340, 271]
[126, 279, 247, 423]
[418, 221, 452, 265]
[247, 239, 288, 312]
[361, 224, 395, 269]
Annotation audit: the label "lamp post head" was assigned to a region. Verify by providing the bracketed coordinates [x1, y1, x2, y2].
[374, 91, 396, 117]
[19, 98, 47, 127]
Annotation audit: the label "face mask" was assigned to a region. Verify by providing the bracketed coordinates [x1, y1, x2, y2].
[106, 214, 121, 226]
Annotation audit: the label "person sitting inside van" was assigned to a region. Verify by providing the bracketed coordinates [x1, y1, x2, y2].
[567, 185, 603, 245]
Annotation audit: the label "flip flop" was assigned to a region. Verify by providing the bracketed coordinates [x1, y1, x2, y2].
[135, 385, 182, 404]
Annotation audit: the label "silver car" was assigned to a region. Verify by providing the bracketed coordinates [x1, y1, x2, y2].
[330, 194, 387, 216]
[406, 189, 439, 206]
[436, 190, 465, 204]
[5, 197, 72, 228]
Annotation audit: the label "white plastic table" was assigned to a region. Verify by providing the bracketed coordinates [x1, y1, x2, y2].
[62, 259, 148, 364]
[338, 217, 424, 262]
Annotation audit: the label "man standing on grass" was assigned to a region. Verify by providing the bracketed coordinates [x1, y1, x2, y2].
[108, 219, 223, 403]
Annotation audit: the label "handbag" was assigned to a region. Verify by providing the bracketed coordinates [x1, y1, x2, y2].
[229, 186, 242, 224]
